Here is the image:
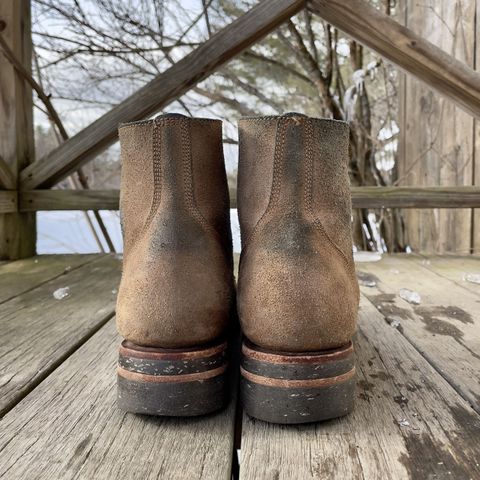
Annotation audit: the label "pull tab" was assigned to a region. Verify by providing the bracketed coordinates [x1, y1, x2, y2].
[283, 112, 307, 118]
[154, 113, 187, 121]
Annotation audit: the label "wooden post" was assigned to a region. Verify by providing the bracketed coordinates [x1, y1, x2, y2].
[474, 1, 480, 253]
[398, 0, 477, 253]
[0, 0, 36, 259]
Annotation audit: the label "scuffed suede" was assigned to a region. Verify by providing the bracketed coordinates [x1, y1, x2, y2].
[116, 115, 234, 348]
[237, 114, 359, 352]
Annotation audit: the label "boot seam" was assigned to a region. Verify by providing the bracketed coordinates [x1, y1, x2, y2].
[141, 117, 218, 236]
[182, 120, 210, 230]
[241, 117, 286, 252]
[182, 120, 230, 252]
[142, 120, 163, 233]
[305, 119, 355, 272]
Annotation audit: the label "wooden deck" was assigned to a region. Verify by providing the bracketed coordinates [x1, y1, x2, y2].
[0, 254, 479, 479]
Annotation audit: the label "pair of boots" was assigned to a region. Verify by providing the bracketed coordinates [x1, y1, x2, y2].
[116, 113, 359, 424]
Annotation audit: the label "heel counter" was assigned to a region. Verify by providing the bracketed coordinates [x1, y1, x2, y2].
[238, 221, 358, 352]
[117, 218, 232, 348]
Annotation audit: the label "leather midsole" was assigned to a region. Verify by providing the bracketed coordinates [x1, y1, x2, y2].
[240, 366, 355, 388]
[117, 364, 227, 383]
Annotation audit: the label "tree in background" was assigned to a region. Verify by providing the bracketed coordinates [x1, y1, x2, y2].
[32, 0, 405, 252]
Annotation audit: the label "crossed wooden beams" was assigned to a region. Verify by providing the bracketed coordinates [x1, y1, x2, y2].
[1, 0, 480, 213]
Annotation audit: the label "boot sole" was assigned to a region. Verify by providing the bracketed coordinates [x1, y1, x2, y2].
[117, 339, 228, 416]
[240, 340, 355, 424]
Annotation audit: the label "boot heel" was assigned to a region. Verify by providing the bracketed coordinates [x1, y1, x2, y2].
[117, 340, 228, 416]
[240, 340, 355, 424]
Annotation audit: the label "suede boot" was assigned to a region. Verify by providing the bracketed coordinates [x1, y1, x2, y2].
[237, 113, 359, 424]
[116, 114, 234, 416]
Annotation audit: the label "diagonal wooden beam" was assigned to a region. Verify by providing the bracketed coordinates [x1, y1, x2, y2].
[308, 0, 480, 119]
[0, 155, 15, 190]
[19, 0, 305, 190]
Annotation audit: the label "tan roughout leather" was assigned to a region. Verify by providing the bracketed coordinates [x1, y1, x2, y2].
[237, 113, 359, 353]
[116, 114, 234, 349]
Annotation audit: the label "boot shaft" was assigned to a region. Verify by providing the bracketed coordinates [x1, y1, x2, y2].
[119, 115, 231, 258]
[117, 115, 233, 349]
[237, 114, 353, 259]
[236, 113, 358, 353]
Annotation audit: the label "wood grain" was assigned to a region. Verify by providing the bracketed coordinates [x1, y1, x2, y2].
[0, 253, 479, 478]
[0, 319, 237, 480]
[240, 296, 480, 479]
[0, 155, 15, 190]
[350, 186, 480, 208]
[357, 254, 480, 413]
[20, 189, 237, 210]
[0, 255, 121, 416]
[398, 0, 477, 253]
[19, 186, 480, 212]
[0, 0, 35, 258]
[475, 0, 480, 253]
[411, 254, 480, 297]
[20, 189, 121, 211]
[0, 254, 96, 304]
[19, 0, 305, 190]
[0, 190, 16, 213]
[308, 0, 480, 119]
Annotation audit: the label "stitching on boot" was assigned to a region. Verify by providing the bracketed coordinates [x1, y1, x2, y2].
[305, 119, 354, 271]
[241, 117, 287, 252]
[142, 120, 163, 233]
[182, 120, 209, 229]
[120, 118, 220, 130]
[182, 120, 228, 247]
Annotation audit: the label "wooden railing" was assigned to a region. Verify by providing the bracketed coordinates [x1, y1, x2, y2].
[1, 187, 476, 214]
[1, 0, 480, 258]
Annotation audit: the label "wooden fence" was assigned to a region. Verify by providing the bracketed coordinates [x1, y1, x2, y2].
[1, 0, 480, 259]
[398, 0, 479, 253]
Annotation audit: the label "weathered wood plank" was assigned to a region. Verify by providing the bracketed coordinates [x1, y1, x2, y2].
[20, 189, 121, 211]
[0, 319, 237, 480]
[475, 0, 480, 254]
[308, 0, 480, 119]
[20, 189, 237, 210]
[19, 0, 305, 190]
[357, 254, 480, 413]
[240, 297, 480, 479]
[19, 186, 480, 212]
[0, 190, 16, 213]
[0, 0, 35, 258]
[0, 155, 15, 190]
[0, 255, 121, 416]
[350, 186, 480, 208]
[0, 254, 97, 304]
[410, 254, 480, 297]
[398, 0, 476, 253]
